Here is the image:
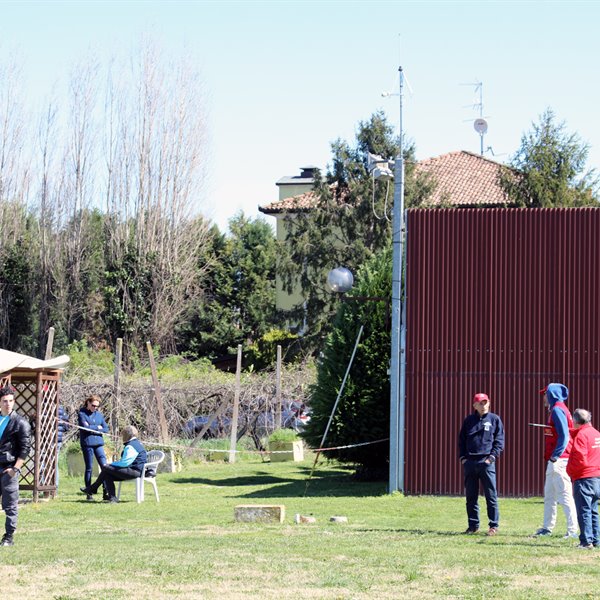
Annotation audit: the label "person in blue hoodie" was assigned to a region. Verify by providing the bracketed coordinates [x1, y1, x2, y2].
[531, 383, 578, 538]
[78, 395, 109, 501]
[459, 392, 505, 536]
[80, 425, 147, 503]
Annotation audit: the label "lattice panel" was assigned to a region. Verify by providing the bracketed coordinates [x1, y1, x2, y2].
[13, 380, 39, 488]
[38, 378, 58, 488]
[0, 370, 61, 500]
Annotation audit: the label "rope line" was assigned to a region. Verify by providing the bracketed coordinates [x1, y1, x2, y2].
[58, 419, 388, 455]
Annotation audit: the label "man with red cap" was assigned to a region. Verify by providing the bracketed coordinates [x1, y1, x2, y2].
[459, 392, 505, 536]
[531, 383, 578, 538]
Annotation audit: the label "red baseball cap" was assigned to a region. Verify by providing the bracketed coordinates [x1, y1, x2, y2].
[539, 386, 548, 394]
[473, 393, 490, 403]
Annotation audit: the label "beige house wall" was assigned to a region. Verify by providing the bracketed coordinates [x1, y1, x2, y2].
[278, 184, 312, 201]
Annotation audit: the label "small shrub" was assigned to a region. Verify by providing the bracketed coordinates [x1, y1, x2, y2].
[245, 329, 300, 371]
[64, 339, 114, 381]
[62, 440, 82, 456]
[268, 428, 300, 444]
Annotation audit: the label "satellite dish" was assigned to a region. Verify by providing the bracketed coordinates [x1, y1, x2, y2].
[474, 118, 488, 134]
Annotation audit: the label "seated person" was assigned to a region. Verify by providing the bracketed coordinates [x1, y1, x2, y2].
[80, 425, 147, 503]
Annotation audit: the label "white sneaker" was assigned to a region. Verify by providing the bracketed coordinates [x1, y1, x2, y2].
[564, 532, 579, 539]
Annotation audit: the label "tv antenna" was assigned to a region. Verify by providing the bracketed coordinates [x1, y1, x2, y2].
[461, 80, 489, 156]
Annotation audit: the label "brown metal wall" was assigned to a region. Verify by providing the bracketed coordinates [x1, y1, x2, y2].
[405, 208, 600, 496]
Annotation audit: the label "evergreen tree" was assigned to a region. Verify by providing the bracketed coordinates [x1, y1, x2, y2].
[227, 213, 277, 344]
[0, 238, 35, 353]
[301, 247, 392, 478]
[179, 214, 277, 361]
[500, 108, 599, 207]
[278, 111, 432, 350]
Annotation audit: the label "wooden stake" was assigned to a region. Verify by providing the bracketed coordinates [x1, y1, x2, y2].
[276, 345, 282, 428]
[113, 338, 123, 449]
[228, 345, 243, 463]
[44, 327, 55, 360]
[146, 341, 169, 443]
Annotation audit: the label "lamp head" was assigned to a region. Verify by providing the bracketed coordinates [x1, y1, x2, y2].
[327, 267, 354, 293]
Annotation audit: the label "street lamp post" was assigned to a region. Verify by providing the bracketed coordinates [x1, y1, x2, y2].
[326, 66, 407, 495]
[389, 66, 406, 494]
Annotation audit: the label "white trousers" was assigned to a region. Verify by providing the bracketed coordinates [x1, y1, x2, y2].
[542, 458, 578, 535]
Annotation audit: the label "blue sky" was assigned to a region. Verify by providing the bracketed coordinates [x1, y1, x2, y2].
[2, 0, 600, 230]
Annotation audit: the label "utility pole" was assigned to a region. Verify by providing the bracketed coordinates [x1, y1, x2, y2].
[389, 65, 407, 493]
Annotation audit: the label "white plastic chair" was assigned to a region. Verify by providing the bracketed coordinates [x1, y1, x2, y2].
[117, 450, 165, 503]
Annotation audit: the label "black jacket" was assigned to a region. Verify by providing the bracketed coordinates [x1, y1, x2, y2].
[0, 411, 32, 466]
[458, 411, 505, 462]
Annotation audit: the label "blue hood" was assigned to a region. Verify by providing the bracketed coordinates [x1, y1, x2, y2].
[546, 383, 569, 407]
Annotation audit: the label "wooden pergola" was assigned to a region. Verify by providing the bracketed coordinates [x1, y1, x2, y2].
[0, 350, 69, 501]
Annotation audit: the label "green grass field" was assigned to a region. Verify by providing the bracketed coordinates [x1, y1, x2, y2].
[1, 454, 598, 599]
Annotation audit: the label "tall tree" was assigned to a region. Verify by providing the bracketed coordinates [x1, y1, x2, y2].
[278, 111, 432, 349]
[0, 235, 35, 352]
[500, 108, 599, 207]
[301, 246, 392, 478]
[227, 213, 277, 344]
[179, 214, 277, 360]
[102, 40, 211, 354]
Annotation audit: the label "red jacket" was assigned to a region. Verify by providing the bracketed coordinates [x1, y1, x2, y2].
[544, 402, 573, 462]
[567, 423, 600, 481]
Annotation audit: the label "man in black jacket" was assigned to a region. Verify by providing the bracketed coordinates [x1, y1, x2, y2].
[0, 385, 32, 546]
[458, 393, 505, 536]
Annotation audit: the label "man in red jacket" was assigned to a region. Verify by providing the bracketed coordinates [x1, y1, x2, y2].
[567, 408, 600, 549]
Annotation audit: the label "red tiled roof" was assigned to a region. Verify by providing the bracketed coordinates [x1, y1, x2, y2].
[258, 151, 512, 214]
[259, 190, 319, 214]
[416, 150, 511, 207]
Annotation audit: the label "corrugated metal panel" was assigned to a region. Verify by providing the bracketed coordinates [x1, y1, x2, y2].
[405, 208, 600, 497]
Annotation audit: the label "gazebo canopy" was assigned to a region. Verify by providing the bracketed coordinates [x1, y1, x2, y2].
[0, 349, 70, 373]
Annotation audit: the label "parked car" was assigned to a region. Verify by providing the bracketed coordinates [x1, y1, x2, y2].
[254, 401, 311, 437]
[181, 401, 311, 440]
[181, 415, 231, 439]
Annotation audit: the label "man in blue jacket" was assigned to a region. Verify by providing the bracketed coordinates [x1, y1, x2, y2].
[459, 393, 505, 536]
[80, 425, 147, 503]
[532, 383, 578, 538]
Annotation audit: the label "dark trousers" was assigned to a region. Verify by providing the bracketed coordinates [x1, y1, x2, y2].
[89, 464, 141, 498]
[464, 459, 499, 529]
[573, 477, 600, 546]
[0, 470, 19, 536]
[82, 445, 108, 488]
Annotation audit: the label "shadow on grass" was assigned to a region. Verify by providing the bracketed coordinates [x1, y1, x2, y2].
[355, 527, 571, 546]
[173, 467, 388, 498]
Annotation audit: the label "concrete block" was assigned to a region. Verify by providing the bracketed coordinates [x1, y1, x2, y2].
[234, 504, 285, 523]
[269, 440, 304, 462]
[158, 450, 181, 473]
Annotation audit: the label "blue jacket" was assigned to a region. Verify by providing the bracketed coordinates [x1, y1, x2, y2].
[78, 408, 109, 448]
[545, 383, 571, 461]
[459, 411, 505, 462]
[112, 438, 147, 475]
